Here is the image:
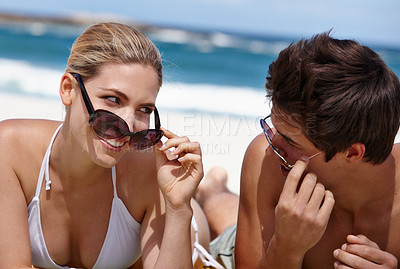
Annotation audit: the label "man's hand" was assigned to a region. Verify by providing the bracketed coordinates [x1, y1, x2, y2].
[334, 234, 398, 268]
[273, 157, 335, 257]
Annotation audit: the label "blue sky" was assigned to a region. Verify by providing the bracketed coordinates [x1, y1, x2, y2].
[0, 0, 399, 47]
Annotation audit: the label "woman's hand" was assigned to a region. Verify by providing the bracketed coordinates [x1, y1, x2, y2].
[334, 234, 398, 268]
[154, 128, 203, 210]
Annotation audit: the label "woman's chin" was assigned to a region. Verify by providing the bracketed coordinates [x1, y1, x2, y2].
[94, 154, 121, 168]
[91, 140, 129, 168]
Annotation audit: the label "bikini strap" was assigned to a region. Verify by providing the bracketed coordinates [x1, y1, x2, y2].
[191, 217, 224, 269]
[34, 124, 63, 198]
[111, 166, 118, 198]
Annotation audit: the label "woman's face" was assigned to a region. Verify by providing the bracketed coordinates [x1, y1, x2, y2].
[69, 63, 160, 168]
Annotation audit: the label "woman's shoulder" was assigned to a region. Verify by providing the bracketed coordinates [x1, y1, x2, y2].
[0, 118, 61, 134]
[0, 119, 62, 171]
[0, 119, 61, 147]
[0, 119, 62, 203]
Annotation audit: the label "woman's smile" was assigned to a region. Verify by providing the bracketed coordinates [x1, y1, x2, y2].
[99, 136, 128, 152]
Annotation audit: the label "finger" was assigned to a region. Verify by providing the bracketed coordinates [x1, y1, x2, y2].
[165, 148, 179, 161]
[347, 234, 379, 249]
[333, 248, 371, 268]
[161, 127, 179, 139]
[153, 140, 168, 168]
[172, 141, 202, 156]
[316, 190, 335, 222]
[343, 243, 394, 265]
[160, 136, 190, 151]
[280, 157, 309, 200]
[306, 182, 326, 214]
[296, 172, 317, 205]
[178, 153, 203, 177]
[334, 261, 352, 269]
[178, 152, 201, 164]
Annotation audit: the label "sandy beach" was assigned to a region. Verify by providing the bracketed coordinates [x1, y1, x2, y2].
[0, 92, 261, 194]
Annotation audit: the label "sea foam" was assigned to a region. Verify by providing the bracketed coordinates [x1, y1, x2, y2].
[0, 57, 270, 118]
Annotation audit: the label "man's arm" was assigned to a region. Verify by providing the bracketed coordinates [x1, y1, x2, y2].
[235, 134, 283, 268]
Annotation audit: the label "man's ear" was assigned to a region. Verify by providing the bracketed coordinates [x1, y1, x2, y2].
[345, 143, 366, 163]
[59, 73, 75, 106]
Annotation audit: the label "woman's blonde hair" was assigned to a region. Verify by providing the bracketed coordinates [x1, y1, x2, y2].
[66, 22, 162, 86]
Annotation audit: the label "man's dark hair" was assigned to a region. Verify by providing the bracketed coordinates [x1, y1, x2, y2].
[266, 32, 400, 164]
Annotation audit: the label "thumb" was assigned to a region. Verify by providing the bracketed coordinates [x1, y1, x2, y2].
[153, 141, 168, 169]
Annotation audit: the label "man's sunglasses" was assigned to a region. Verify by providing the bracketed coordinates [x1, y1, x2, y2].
[71, 73, 164, 150]
[260, 115, 321, 170]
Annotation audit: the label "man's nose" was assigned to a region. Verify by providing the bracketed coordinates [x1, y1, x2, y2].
[271, 134, 290, 157]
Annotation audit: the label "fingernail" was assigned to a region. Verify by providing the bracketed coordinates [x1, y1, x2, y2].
[333, 249, 339, 257]
[160, 145, 166, 150]
[178, 157, 184, 162]
[334, 261, 339, 268]
[172, 148, 179, 154]
[348, 234, 357, 240]
[300, 156, 309, 162]
[341, 243, 347, 250]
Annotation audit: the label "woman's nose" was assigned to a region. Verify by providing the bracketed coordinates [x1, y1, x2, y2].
[120, 111, 135, 133]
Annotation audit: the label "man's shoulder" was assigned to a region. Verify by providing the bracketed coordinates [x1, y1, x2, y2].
[243, 133, 282, 173]
[243, 133, 269, 165]
[240, 133, 283, 196]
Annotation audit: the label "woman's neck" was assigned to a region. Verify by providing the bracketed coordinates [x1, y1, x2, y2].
[49, 124, 111, 189]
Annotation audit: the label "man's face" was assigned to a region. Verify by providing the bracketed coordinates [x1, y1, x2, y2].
[268, 113, 323, 177]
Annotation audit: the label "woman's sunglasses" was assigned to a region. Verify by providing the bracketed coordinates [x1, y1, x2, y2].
[71, 73, 164, 150]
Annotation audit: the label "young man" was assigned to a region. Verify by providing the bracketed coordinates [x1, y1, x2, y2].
[234, 32, 400, 268]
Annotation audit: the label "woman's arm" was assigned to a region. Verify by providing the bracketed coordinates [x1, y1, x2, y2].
[0, 120, 37, 268]
[140, 128, 203, 269]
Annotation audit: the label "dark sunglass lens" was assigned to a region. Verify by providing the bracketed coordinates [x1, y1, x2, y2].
[266, 128, 274, 141]
[92, 111, 129, 139]
[261, 120, 274, 141]
[130, 130, 163, 150]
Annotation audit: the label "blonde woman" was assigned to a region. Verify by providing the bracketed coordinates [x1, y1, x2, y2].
[0, 22, 213, 269]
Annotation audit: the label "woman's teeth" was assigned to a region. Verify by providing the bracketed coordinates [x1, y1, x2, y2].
[106, 140, 124, 147]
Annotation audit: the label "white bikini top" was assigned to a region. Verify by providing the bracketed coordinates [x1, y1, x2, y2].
[27, 124, 141, 269]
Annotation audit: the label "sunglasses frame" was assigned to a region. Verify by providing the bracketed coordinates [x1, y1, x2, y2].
[71, 73, 163, 150]
[260, 115, 294, 169]
[260, 114, 322, 170]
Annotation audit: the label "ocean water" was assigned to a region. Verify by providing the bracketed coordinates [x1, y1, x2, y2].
[1, 21, 400, 119]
